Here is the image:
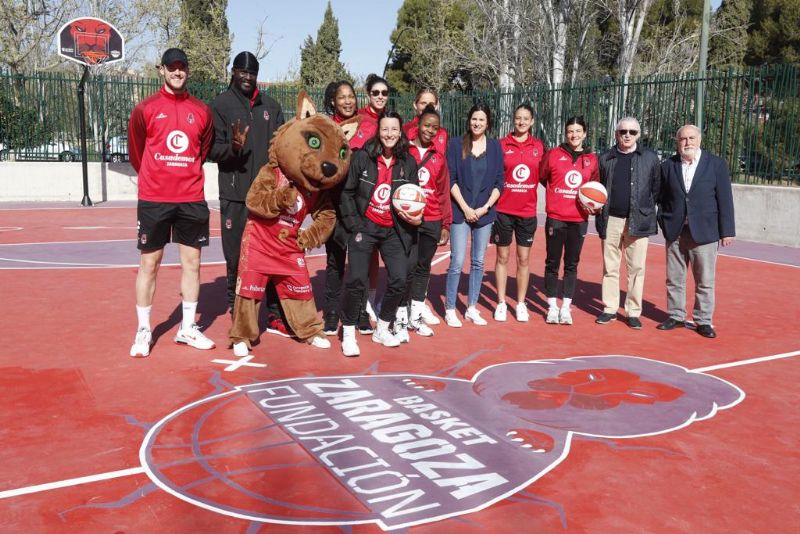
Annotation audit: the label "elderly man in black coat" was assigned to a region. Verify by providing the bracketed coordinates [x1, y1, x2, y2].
[657, 124, 736, 338]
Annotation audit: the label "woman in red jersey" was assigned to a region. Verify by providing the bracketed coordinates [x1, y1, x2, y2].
[539, 115, 599, 326]
[492, 103, 545, 323]
[322, 80, 377, 337]
[350, 73, 390, 150]
[394, 105, 452, 340]
[403, 87, 449, 158]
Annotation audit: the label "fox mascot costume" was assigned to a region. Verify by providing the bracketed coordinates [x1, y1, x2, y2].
[229, 91, 359, 354]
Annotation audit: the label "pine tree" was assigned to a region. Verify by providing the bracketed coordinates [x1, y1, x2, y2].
[746, 0, 800, 64]
[179, 0, 232, 82]
[299, 2, 351, 87]
[709, 0, 752, 68]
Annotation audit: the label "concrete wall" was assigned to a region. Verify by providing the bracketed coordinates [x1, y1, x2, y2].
[0, 162, 219, 203]
[1, 162, 798, 248]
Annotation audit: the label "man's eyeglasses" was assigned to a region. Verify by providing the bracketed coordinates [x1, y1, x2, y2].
[617, 129, 639, 136]
[370, 89, 389, 97]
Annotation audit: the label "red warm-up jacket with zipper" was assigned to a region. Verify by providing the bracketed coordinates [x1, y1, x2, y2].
[539, 144, 599, 222]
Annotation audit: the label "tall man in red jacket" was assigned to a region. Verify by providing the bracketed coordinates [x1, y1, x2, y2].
[128, 48, 215, 357]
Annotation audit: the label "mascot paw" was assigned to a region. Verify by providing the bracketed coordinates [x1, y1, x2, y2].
[277, 186, 298, 210]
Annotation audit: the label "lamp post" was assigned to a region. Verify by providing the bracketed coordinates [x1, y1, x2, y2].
[382, 27, 409, 78]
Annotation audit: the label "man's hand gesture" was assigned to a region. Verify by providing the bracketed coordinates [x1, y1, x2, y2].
[231, 119, 250, 154]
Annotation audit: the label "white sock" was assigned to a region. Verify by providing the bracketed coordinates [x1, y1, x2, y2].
[181, 301, 198, 330]
[548, 297, 558, 309]
[410, 300, 424, 320]
[342, 325, 356, 338]
[136, 305, 152, 331]
[377, 318, 391, 332]
[562, 298, 572, 309]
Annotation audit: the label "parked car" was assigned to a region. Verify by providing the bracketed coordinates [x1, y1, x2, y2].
[14, 141, 81, 162]
[104, 135, 128, 162]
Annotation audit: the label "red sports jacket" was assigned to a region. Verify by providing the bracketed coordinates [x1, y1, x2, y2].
[540, 144, 599, 222]
[497, 132, 546, 217]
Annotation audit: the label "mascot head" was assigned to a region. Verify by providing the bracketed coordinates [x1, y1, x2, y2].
[270, 91, 360, 193]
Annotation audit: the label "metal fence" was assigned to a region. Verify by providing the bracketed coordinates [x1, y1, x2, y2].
[1, 65, 798, 185]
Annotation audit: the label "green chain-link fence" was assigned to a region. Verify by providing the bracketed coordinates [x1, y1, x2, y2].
[1, 65, 798, 185]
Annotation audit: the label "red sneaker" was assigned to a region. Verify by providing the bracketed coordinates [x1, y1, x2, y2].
[266, 314, 295, 338]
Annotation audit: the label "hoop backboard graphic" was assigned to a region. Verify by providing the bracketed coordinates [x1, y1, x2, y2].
[58, 17, 125, 66]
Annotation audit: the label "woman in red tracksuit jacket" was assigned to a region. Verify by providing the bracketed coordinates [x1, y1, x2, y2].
[492, 103, 545, 323]
[350, 73, 390, 150]
[539, 115, 599, 326]
[395, 104, 452, 340]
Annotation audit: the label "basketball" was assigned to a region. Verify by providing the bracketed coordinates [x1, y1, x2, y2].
[392, 183, 427, 217]
[578, 182, 608, 210]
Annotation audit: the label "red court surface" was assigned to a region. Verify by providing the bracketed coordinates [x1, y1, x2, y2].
[1, 202, 798, 533]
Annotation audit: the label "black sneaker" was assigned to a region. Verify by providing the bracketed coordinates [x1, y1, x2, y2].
[358, 313, 374, 335]
[323, 313, 339, 336]
[627, 316, 643, 329]
[595, 312, 617, 324]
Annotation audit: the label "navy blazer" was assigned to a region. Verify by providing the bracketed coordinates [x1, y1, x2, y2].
[658, 151, 735, 244]
[447, 136, 505, 226]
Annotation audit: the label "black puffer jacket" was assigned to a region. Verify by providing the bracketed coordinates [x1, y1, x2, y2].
[339, 149, 419, 252]
[595, 145, 661, 239]
[209, 86, 284, 202]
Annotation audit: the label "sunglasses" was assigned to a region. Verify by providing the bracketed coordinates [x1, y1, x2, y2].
[370, 89, 389, 97]
[617, 129, 639, 136]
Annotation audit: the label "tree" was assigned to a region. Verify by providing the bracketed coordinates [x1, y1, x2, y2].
[385, 0, 469, 92]
[0, 0, 79, 74]
[746, 0, 800, 65]
[709, 0, 752, 68]
[299, 1, 350, 88]
[179, 0, 231, 82]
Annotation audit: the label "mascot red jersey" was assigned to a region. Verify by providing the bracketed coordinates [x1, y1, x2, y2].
[229, 91, 359, 353]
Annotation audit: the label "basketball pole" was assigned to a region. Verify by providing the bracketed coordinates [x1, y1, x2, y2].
[78, 65, 92, 207]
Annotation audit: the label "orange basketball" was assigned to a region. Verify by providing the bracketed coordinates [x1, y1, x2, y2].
[392, 183, 427, 217]
[578, 182, 608, 210]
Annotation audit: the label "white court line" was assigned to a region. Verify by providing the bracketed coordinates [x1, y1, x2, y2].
[0, 467, 145, 500]
[1, 346, 796, 501]
[692, 350, 800, 373]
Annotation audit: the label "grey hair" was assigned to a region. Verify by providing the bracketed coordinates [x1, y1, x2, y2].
[615, 117, 641, 131]
[676, 124, 702, 140]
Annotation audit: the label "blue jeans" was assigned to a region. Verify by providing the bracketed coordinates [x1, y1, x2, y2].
[446, 222, 492, 310]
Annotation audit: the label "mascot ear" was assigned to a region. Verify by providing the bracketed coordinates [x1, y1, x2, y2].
[296, 90, 317, 120]
[339, 115, 361, 142]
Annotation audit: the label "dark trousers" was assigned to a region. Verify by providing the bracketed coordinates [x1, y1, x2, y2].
[220, 199, 279, 314]
[407, 220, 441, 303]
[544, 217, 587, 299]
[342, 220, 409, 325]
[323, 224, 370, 322]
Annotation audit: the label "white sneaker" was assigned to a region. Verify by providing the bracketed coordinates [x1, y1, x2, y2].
[130, 327, 152, 358]
[232, 341, 249, 357]
[394, 306, 410, 343]
[444, 309, 462, 328]
[420, 302, 441, 325]
[559, 307, 573, 325]
[342, 336, 360, 357]
[546, 307, 560, 324]
[516, 302, 530, 322]
[309, 336, 331, 349]
[365, 300, 378, 323]
[174, 324, 216, 350]
[372, 326, 401, 347]
[409, 317, 434, 336]
[465, 306, 487, 326]
[494, 302, 507, 322]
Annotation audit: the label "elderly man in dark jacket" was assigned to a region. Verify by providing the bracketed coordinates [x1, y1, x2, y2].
[595, 117, 660, 329]
[209, 51, 287, 333]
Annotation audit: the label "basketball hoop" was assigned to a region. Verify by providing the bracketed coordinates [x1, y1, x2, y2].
[58, 17, 125, 67]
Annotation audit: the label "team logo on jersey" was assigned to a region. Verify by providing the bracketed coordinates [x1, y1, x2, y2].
[264, 110, 270, 121]
[564, 170, 583, 189]
[166, 130, 189, 154]
[372, 183, 392, 205]
[140, 234, 147, 245]
[285, 193, 304, 215]
[187, 112, 195, 125]
[532, 148, 539, 157]
[418, 167, 431, 187]
[583, 157, 591, 167]
[297, 257, 305, 267]
[512, 164, 530, 183]
[225, 218, 232, 230]
[355, 232, 362, 242]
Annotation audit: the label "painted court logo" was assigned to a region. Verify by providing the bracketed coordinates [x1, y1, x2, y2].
[140, 356, 743, 530]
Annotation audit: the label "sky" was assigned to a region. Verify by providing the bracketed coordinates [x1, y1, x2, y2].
[227, 0, 405, 83]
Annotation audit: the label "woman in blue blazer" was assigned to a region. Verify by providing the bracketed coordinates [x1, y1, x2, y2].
[444, 103, 505, 327]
